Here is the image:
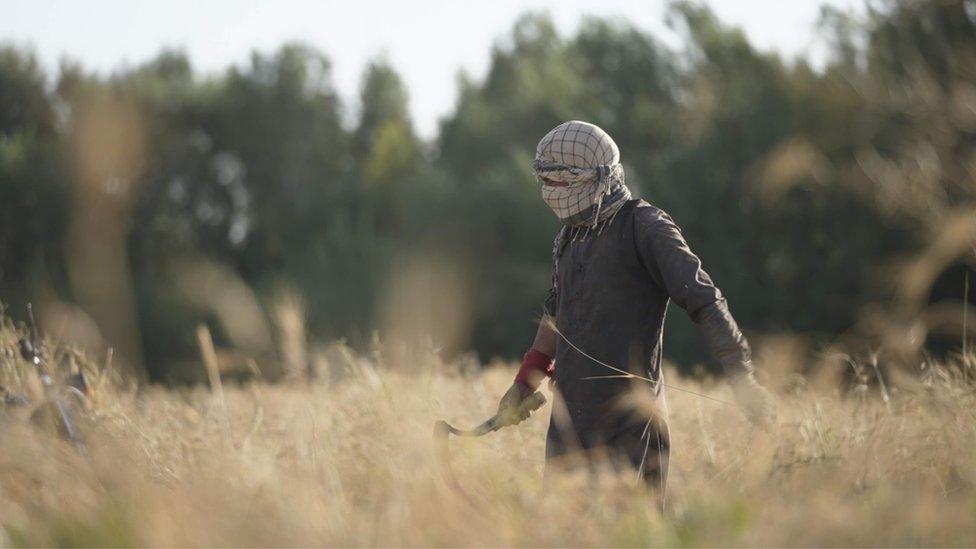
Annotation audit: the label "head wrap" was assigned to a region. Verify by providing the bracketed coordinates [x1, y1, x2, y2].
[533, 120, 631, 229]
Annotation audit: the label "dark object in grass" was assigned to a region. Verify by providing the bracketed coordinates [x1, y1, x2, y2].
[18, 303, 87, 453]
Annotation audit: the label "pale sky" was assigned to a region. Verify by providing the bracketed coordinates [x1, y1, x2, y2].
[3, 0, 856, 138]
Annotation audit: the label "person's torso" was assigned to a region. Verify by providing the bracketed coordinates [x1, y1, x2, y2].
[551, 199, 669, 424]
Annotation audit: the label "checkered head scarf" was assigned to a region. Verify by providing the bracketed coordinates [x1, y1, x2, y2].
[534, 120, 631, 228]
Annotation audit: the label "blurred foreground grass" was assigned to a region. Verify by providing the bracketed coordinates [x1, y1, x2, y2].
[1, 315, 975, 547]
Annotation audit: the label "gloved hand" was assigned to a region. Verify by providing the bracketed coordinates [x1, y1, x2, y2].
[496, 381, 536, 426]
[732, 374, 776, 426]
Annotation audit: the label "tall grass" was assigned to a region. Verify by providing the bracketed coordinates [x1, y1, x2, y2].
[1, 313, 974, 547]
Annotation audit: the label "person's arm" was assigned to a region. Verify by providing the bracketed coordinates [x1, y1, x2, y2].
[497, 319, 556, 415]
[532, 317, 557, 358]
[515, 257, 560, 391]
[634, 207, 773, 422]
[496, 280, 560, 418]
[517, 318, 557, 385]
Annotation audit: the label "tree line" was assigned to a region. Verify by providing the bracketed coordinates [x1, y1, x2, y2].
[1, 1, 974, 380]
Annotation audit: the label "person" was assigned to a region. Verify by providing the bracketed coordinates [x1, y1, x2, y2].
[496, 120, 774, 497]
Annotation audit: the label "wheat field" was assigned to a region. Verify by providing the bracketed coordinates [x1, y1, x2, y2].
[1, 313, 975, 547]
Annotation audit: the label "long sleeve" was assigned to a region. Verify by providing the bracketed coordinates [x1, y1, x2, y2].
[693, 300, 754, 379]
[634, 207, 753, 379]
[543, 284, 558, 319]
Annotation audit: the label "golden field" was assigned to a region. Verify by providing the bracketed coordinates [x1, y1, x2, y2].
[1, 314, 975, 547]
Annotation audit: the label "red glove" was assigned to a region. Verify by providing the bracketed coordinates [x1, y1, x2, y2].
[515, 349, 555, 390]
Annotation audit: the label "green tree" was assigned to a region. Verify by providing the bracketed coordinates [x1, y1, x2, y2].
[0, 47, 69, 311]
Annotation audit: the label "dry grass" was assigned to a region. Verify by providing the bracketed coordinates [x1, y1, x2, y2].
[1, 320, 975, 547]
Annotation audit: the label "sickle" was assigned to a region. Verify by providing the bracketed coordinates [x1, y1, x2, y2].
[433, 392, 547, 496]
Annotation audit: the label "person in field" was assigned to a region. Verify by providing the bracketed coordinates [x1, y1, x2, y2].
[496, 120, 773, 495]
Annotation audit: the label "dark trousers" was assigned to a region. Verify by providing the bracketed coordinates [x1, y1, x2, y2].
[544, 409, 671, 501]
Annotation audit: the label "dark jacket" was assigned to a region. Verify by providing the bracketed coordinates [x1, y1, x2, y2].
[543, 199, 752, 467]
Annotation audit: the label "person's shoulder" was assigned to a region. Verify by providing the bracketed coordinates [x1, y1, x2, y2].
[631, 199, 676, 228]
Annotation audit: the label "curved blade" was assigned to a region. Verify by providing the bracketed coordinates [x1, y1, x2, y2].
[432, 391, 548, 500]
[434, 391, 547, 439]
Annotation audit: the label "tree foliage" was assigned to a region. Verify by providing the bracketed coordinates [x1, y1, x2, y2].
[1, 0, 973, 380]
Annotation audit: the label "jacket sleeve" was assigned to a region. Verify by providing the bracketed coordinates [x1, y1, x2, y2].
[634, 206, 754, 379]
[543, 284, 558, 319]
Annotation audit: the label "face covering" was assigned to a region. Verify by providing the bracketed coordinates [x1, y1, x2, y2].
[533, 121, 631, 228]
